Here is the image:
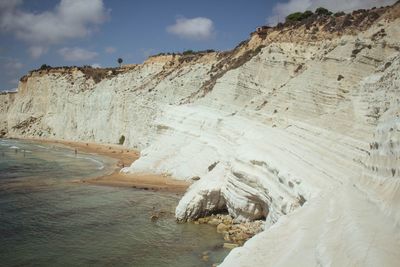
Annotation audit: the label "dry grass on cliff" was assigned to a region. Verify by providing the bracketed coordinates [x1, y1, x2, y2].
[20, 66, 135, 84]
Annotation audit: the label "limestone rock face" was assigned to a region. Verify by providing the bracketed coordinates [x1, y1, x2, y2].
[1, 57, 217, 149]
[219, 53, 400, 267]
[1, 4, 400, 266]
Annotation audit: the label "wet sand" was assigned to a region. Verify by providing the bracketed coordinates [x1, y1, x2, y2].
[86, 172, 190, 192]
[22, 138, 190, 192]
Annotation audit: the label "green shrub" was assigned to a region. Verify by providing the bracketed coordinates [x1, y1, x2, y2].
[334, 11, 346, 17]
[119, 135, 125, 145]
[40, 64, 51, 70]
[286, 12, 305, 22]
[182, 50, 194, 55]
[303, 10, 314, 18]
[315, 7, 332, 16]
[285, 10, 313, 22]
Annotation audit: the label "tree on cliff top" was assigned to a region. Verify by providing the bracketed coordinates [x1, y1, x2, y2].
[117, 58, 123, 67]
[315, 7, 332, 16]
[40, 64, 51, 70]
[285, 10, 313, 22]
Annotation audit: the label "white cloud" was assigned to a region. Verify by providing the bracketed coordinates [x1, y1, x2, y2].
[0, 0, 22, 12]
[167, 17, 214, 40]
[5, 59, 24, 70]
[0, 0, 108, 58]
[28, 46, 48, 59]
[105, 46, 116, 54]
[58, 47, 98, 61]
[2, 58, 24, 77]
[91, 63, 101, 68]
[267, 0, 397, 25]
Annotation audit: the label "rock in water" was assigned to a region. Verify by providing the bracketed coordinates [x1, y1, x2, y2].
[223, 243, 238, 249]
[216, 223, 229, 233]
[1, 3, 400, 267]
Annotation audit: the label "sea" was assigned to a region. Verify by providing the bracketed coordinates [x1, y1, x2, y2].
[0, 139, 228, 267]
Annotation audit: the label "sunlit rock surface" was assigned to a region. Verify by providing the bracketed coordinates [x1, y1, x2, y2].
[1, 4, 400, 266]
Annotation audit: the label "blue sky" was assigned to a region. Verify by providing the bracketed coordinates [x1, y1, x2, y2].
[0, 0, 395, 91]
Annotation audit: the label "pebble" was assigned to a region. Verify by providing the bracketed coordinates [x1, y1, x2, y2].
[193, 214, 264, 246]
[223, 243, 239, 249]
[216, 223, 229, 233]
[208, 218, 220, 226]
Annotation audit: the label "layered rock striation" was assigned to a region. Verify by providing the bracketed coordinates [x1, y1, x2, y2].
[1, 3, 400, 266]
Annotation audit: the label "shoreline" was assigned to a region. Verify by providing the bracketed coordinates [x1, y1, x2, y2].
[18, 137, 191, 193]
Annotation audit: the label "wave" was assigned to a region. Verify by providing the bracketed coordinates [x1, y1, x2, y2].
[78, 156, 105, 170]
[65, 154, 105, 170]
[35, 145, 49, 149]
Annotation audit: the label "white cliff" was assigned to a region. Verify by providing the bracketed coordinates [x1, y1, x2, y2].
[1, 4, 400, 266]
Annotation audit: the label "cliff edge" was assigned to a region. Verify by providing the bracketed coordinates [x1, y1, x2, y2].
[1, 3, 400, 266]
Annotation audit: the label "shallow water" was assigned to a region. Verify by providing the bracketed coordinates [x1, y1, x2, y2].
[0, 139, 228, 266]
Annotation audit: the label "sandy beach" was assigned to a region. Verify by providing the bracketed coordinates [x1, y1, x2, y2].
[23, 138, 190, 193]
[86, 172, 190, 192]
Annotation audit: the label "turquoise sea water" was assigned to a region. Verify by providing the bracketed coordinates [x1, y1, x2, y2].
[0, 139, 228, 267]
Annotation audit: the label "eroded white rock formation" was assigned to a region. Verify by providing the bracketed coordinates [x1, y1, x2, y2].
[1, 4, 400, 266]
[220, 53, 400, 267]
